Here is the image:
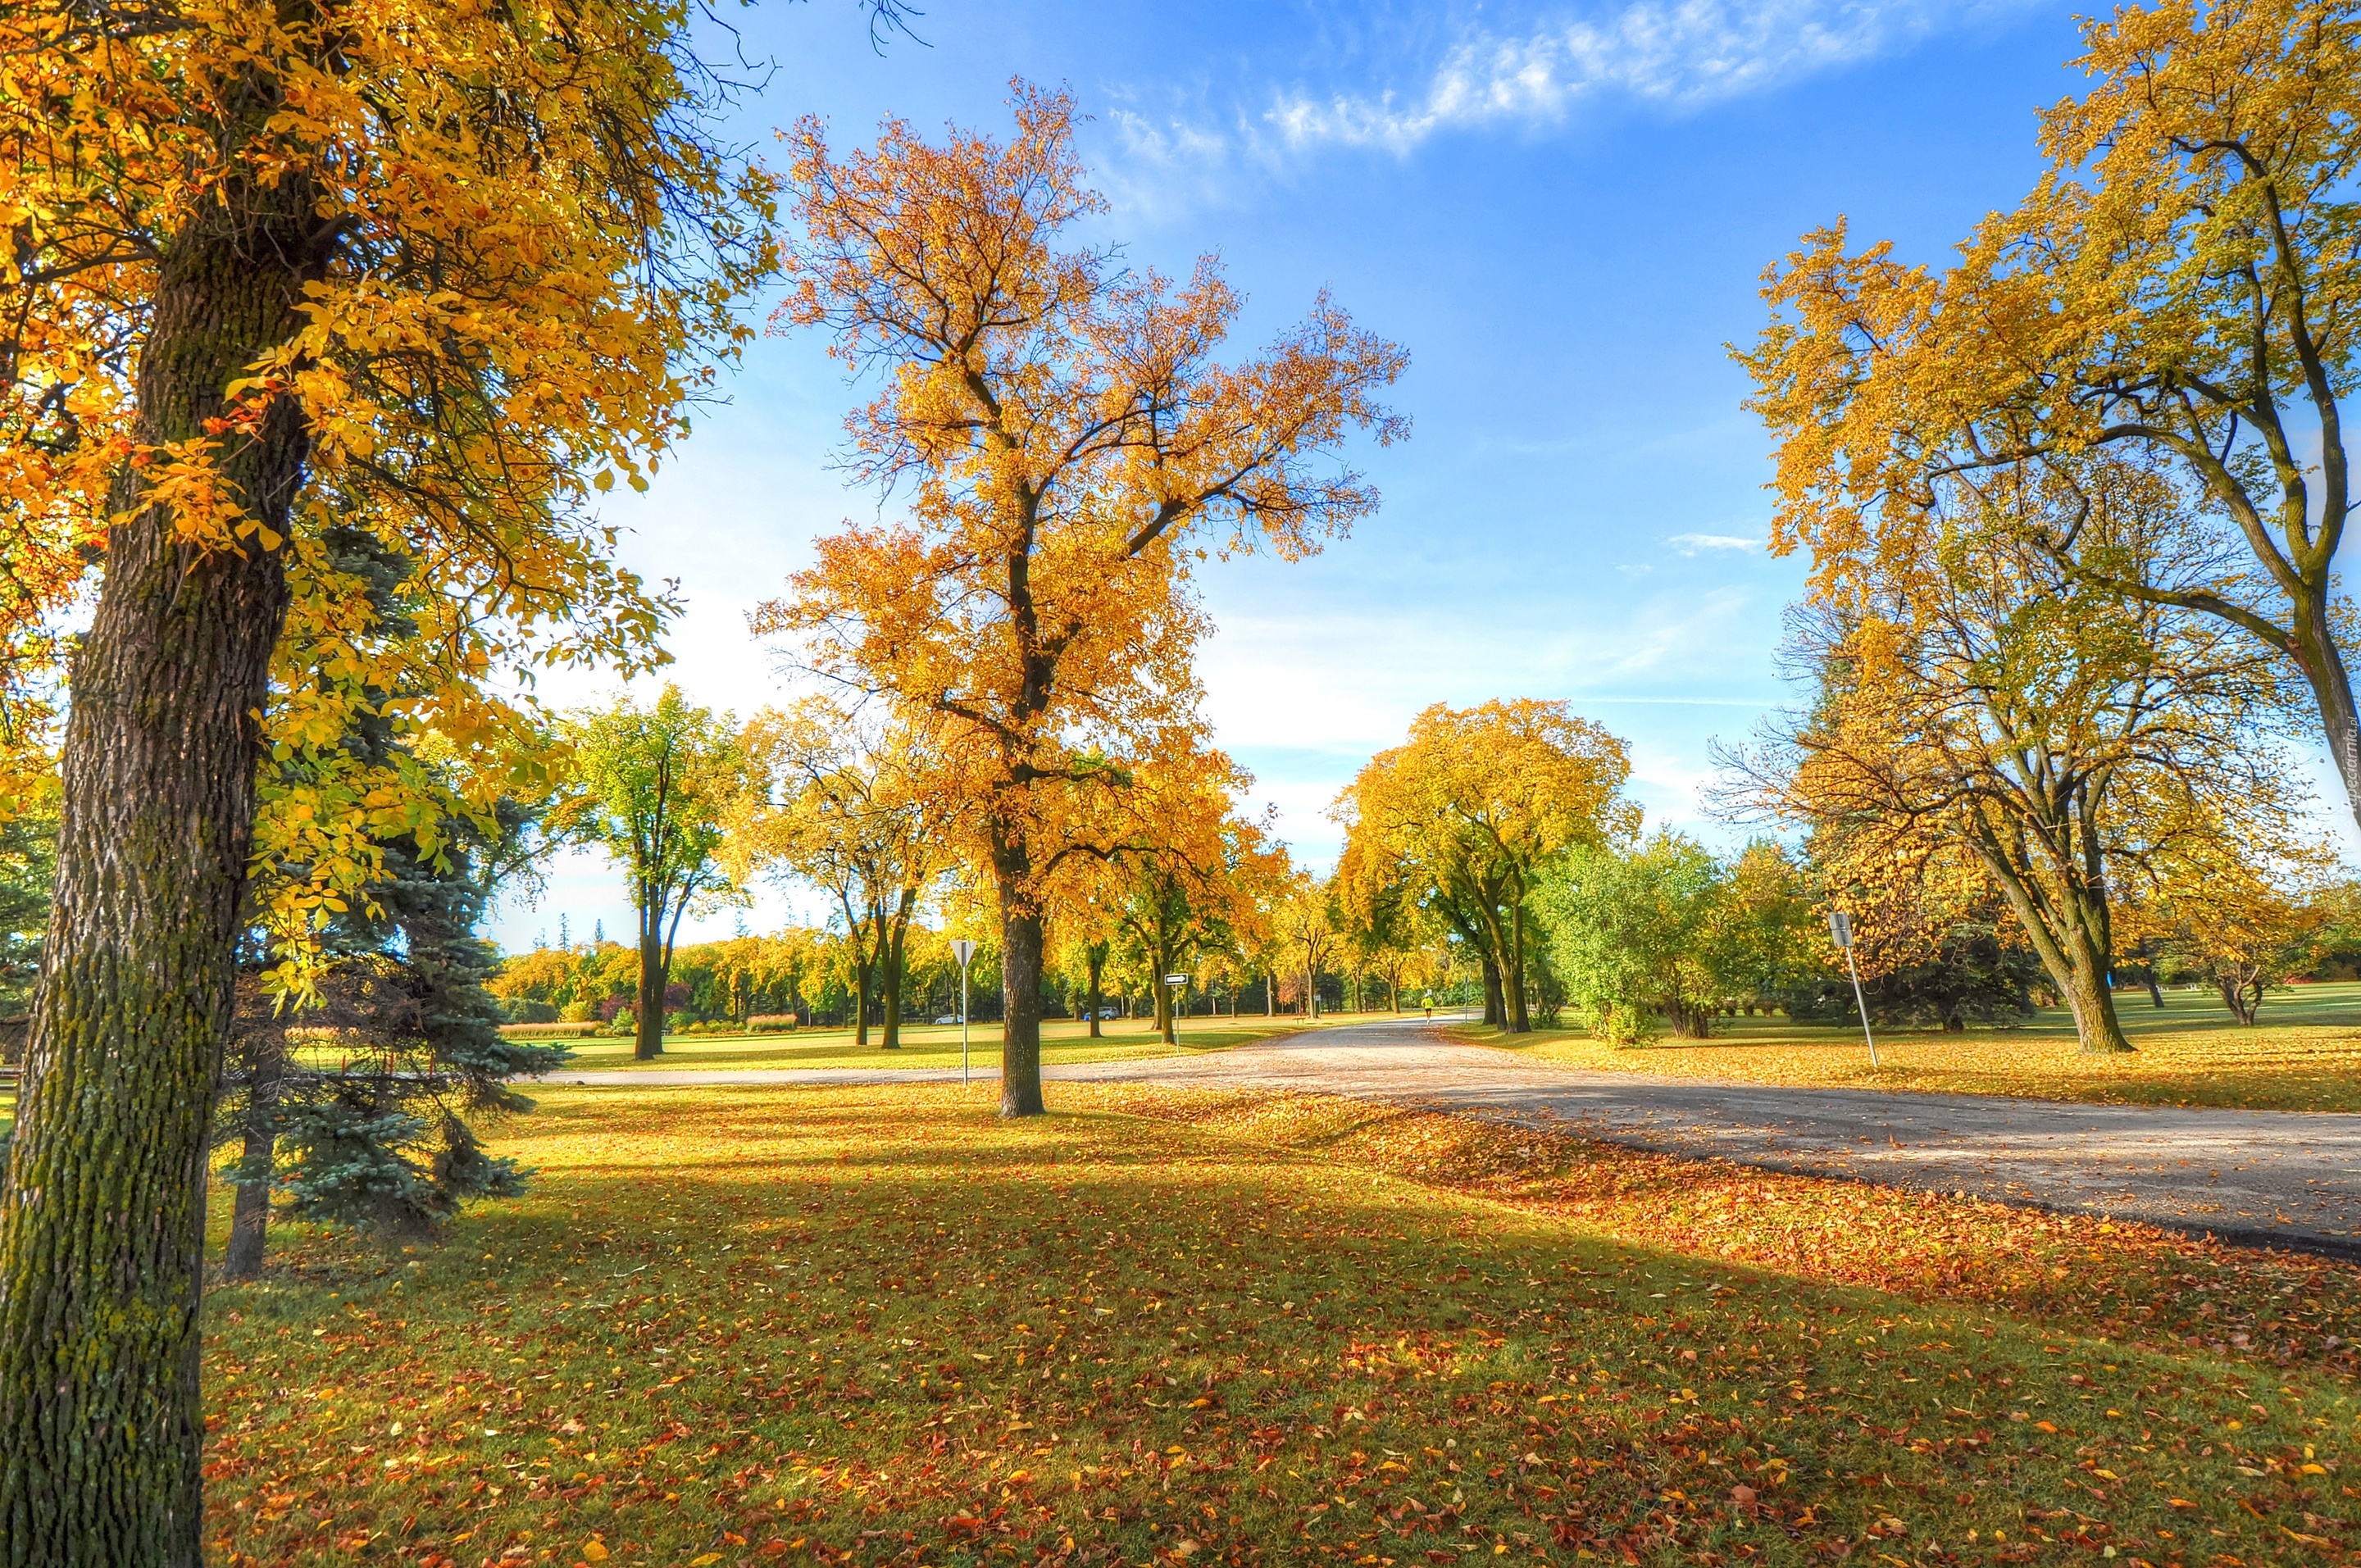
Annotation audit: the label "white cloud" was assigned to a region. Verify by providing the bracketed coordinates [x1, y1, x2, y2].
[1254, 2, 2031, 156]
[1668, 531, 1764, 553]
[1093, 2, 2036, 212]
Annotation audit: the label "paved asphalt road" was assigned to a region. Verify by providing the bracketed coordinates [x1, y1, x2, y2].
[541, 1015, 2361, 1257]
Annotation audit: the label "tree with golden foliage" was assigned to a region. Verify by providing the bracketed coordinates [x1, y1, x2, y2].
[741, 702, 962, 1050]
[2135, 798, 2344, 1023]
[0, 0, 839, 1546]
[1048, 894, 1119, 1038]
[1271, 871, 1342, 1020]
[758, 85, 1405, 1115]
[1725, 464, 2309, 1053]
[1742, 0, 2361, 834]
[1080, 761, 1285, 1046]
[1333, 700, 1635, 1034]
[2157, 861, 2328, 1023]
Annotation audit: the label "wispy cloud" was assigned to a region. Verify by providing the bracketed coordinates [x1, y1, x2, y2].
[1101, 0, 2033, 192]
[1668, 531, 1764, 554]
[1267, 1, 2026, 152]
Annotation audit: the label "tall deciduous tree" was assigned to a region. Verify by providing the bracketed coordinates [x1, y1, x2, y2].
[1742, 0, 2361, 834]
[758, 86, 1404, 1116]
[744, 702, 961, 1050]
[1085, 761, 1285, 1046]
[1333, 700, 1635, 1033]
[0, 0, 816, 1548]
[1273, 872, 1340, 1020]
[1725, 465, 2308, 1053]
[562, 688, 753, 1061]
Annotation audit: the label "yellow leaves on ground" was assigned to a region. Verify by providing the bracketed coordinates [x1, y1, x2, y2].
[201, 1081, 2354, 1565]
[1481, 989, 2361, 1112]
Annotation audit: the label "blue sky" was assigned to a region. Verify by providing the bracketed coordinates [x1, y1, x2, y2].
[485, 0, 2345, 952]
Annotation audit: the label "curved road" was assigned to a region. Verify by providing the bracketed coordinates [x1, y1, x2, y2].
[540, 1015, 2361, 1258]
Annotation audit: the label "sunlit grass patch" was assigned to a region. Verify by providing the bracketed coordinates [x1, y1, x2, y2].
[1470, 983, 2361, 1112]
[538, 1013, 1338, 1075]
[202, 1084, 2359, 1566]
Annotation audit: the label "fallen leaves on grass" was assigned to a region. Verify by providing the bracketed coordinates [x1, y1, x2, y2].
[1072, 1084, 2361, 1375]
[1464, 1008, 2361, 1113]
[198, 1084, 2358, 1567]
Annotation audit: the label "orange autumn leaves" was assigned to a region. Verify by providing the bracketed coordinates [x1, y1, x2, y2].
[757, 84, 1405, 1106]
[0, 0, 767, 968]
[201, 1083, 2358, 1566]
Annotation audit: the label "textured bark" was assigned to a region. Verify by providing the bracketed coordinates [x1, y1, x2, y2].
[634, 930, 666, 1061]
[1972, 822, 2133, 1056]
[878, 935, 905, 1049]
[2058, 951, 2135, 1054]
[0, 196, 315, 1565]
[2303, 639, 2361, 843]
[998, 880, 1046, 1117]
[1503, 899, 1532, 1034]
[2217, 971, 2263, 1026]
[878, 889, 915, 1049]
[222, 1035, 286, 1283]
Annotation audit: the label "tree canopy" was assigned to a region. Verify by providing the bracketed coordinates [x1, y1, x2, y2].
[1741, 0, 2361, 834]
[1334, 699, 1636, 1033]
[757, 84, 1405, 1114]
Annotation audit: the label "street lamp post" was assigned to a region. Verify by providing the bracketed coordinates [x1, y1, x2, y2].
[1827, 911, 1879, 1068]
[953, 939, 978, 1085]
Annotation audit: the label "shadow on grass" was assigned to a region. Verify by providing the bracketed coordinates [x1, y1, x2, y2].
[200, 1084, 2360, 1566]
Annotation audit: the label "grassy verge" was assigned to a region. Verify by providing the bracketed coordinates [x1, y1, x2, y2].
[203, 1082, 2357, 1566]
[530, 1013, 1354, 1075]
[1461, 982, 2361, 1112]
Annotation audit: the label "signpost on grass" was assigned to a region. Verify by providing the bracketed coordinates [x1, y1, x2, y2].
[1827, 910, 1879, 1068]
[1164, 973, 1188, 1034]
[953, 939, 978, 1084]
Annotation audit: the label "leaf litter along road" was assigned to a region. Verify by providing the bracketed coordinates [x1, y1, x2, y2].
[202, 1080, 2359, 1567]
[544, 1016, 2361, 1256]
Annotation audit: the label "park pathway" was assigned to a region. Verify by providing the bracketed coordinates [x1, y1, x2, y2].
[542, 1016, 2361, 1257]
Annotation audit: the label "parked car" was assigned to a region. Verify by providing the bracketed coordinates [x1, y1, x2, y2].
[933, 1014, 959, 1025]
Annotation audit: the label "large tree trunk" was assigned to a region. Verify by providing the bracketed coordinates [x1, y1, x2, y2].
[2057, 945, 2134, 1053]
[1480, 957, 1504, 1028]
[879, 953, 903, 1048]
[222, 1032, 287, 1283]
[0, 199, 316, 1564]
[851, 951, 872, 1048]
[879, 897, 912, 1049]
[1503, 900, 1532, 1034]
[635, 925, 666, 1061]
[1970, 810, 2134, 1057]
[2288, 575, 2361, 842]
[997, 870, 1046, 1117]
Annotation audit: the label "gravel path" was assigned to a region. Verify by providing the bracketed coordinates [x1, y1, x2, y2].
[540, 1016, 2361, 1257]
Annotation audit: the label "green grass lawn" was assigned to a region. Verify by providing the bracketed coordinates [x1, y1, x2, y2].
[200, 1080, 2359, 1566]
[529, 1011, 1372, 1074]
[1466, 981, 2361, 1112]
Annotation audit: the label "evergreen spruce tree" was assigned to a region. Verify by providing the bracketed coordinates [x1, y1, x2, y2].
[218, 527, 566, 1276]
